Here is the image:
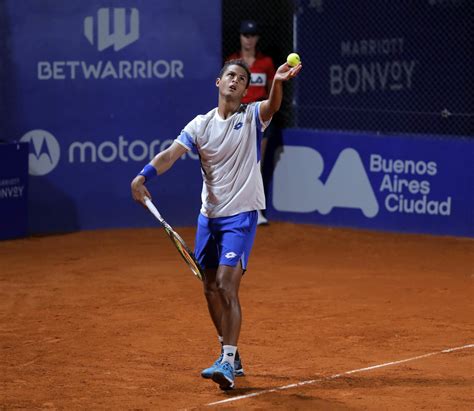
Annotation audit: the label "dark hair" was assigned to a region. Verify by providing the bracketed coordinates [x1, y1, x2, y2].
[219, 59, 251, 88]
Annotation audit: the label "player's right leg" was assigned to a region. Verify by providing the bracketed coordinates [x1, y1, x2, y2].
[203, 268, 222, 337]
[195, 213, 245, 379]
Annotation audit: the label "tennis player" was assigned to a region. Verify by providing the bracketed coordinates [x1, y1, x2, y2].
[131, 58, 302, 390]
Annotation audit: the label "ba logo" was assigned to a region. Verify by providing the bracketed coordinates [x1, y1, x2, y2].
[273, 147, 379, 218]
[20, 130, 61, 176]
[84, 8, 139, 52]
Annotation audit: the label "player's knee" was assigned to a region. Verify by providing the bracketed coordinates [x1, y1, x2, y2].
[216, 281, 238, 304]
[203, 281, 218, 297]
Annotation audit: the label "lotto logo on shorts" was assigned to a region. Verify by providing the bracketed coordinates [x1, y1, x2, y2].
[225, 252, 237, 259]
[273, 147, 379, 218]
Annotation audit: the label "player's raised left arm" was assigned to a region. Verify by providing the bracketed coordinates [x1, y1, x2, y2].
[259, 62, 302, 122]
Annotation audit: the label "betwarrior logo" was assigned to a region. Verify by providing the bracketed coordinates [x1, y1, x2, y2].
[20, 130, 61, 176]
[84, 8, 139, 52]
[273, 147, 379, 217]
[37, 8, 184, 80]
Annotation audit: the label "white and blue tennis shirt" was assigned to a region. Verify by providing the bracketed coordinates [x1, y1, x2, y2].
[175, 102, 270, 218]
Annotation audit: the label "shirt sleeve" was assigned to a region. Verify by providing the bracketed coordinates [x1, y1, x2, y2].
[174, 117, 198, 151]
[175, 130, 195, 151]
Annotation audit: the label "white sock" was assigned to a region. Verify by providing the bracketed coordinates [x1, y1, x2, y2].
[222, 345, 237, 367]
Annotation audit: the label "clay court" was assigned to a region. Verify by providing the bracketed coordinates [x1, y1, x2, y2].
[1, 223, 473, 409]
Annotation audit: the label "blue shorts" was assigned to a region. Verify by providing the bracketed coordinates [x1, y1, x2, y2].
[194, 211, 258, 271]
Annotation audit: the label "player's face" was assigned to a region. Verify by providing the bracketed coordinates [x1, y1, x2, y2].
[217, 65, 248, 100]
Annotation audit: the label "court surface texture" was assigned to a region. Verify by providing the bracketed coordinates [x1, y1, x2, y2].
[1, 222, 472, 410]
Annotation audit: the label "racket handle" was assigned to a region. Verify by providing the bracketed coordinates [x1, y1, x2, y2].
[144, 197, 163, 222]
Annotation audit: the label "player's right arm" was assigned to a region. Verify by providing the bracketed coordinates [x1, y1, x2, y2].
[149, 141, 188, 175]
[131, 141, 188, 205]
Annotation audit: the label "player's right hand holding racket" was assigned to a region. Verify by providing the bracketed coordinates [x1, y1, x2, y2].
[131, 174, 152, 207]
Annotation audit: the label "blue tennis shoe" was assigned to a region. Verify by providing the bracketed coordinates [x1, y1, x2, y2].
[211, 361, 235, 390]
[201, 353, 244, 378]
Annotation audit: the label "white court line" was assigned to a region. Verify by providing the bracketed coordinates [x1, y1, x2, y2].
[206, 343, 474, 407]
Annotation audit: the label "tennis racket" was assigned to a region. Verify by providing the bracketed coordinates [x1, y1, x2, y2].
[144, 196, 204, 281]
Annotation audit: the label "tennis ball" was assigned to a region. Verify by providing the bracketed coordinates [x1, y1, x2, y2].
[287, 52, 301, 67]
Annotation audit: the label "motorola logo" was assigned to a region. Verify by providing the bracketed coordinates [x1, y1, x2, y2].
[20, 130, 61, 176]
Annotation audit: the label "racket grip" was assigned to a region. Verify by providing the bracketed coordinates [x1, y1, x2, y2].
[144, 197, 163, 222]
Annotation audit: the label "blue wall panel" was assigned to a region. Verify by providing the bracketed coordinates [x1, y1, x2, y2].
[0, 143, 29, 240]
[295, 0, 473, 135]
[1, 1, 220, 233]
[269, 129, 473, 237]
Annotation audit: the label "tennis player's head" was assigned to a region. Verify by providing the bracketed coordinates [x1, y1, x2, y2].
[217, 59, 250, 101]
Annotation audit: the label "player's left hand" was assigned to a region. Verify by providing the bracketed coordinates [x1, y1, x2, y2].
[274, 62, 302, 81]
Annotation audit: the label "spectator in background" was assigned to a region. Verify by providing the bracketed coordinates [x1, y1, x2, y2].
[227, 20, 276, 226]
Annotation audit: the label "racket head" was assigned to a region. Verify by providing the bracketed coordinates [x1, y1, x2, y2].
[144, 197, 204, 281]
[164, 226, 204, 281]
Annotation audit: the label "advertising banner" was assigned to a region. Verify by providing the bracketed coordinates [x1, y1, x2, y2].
[269, 129, 473, 237]
[295, 0, 473, 136]
[0, 143, 28, 240]
[2, 1, 220, 233]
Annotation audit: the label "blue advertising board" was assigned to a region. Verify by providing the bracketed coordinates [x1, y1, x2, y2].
[268, 129, 474, 237]
[1, 1, 220, 233]
[0, 143, 29, 240]
[295, 0, 473, 135]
